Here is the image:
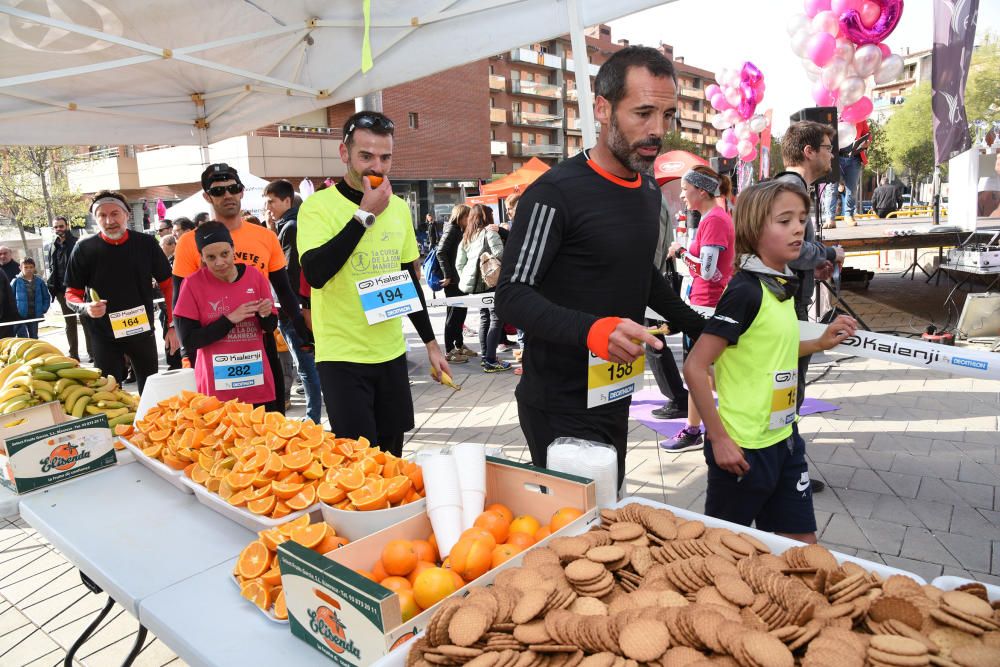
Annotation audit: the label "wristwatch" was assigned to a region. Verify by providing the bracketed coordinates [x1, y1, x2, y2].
[353, 208, 376, 229]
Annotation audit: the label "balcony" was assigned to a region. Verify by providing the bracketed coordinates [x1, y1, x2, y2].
[680, 109, 705, 123]
[511, 111, 562, 128]
[680, 86, 705, 100]
[489, 74, 506, 91]
[490, 108, 507, 124]
[511, 142, 562, 157]
[67, 149, 140, 192]
[510, 48, 561, 69]
[490, 140, 508, 156]
[511, 79, 561, 99]
[566, 88, 578, 102]
[565, 59, 601, 78]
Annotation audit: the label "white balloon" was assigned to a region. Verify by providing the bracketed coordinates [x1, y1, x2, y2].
[838, 121, 857, 147]
[821, 58, 849, 90]
[853, 44, 883, 78]
[787, 13, 810, 36]
[716, 67, 729, 85]
[802, 58, 823, 81]
[727, 71, 742, 88]
[811, 10, 840, 37]
[749, 115, 768, 134]
[835, 40, 856, 65]
[838, 77, 866, 107]
[791, 28, 813, 58]
[874, 53, 904, 85]
[737, 139, 753, 156]
[736, 124, 752, 139]
[711, 114, 730, 130]
[725, 87, 742, 107]
[722, 108, 741, 125]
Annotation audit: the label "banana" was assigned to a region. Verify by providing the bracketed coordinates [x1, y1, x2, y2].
[0, 387, 28, 404]
[95, 406, 129, 419]
[25, 341, 61, 358]
[107, 412, 136, 427]
[85, 405, 102, 415]
[430, 368, 461, 391]
[63, 386, 94, 414]
[3, 377, 32, 393]
[0, 363, 22, 387]
[71, 396, 91, 418]
[0, 394, 32, 414]
[56, 367, 103, 380]
[30, 379, 54, 393]
[10, 340, 36, 360]
[91, 391, 118, 402]
[31, 369, 59, 381]
[40, 354, 77, 365]
[97, 400, 126, 409]
[101, 375, 118, 393]
[38, 361, 77, 373]
[54, 378, 78, 396]
[34, 388, 54, 403]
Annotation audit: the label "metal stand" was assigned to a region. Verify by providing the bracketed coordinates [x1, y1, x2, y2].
[901, 248, 932, 280]
[64, 571, 148, 667]
[818, 280, 872, 331]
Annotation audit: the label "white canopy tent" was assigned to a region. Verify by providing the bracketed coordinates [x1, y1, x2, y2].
[0, 0, 676, 152]
[163, 172, 270, 223]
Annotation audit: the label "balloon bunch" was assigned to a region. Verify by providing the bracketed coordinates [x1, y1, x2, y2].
[788, 0, 905, 146]
[707, 62, 771, 162]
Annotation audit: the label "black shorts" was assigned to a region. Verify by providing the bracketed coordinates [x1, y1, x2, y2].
[317, 354, 414, 454]
[703, 423, 816, 534]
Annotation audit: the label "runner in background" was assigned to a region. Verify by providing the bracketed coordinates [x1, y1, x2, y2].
[65, 190, 176, 394]
[174, 222, 277, 407]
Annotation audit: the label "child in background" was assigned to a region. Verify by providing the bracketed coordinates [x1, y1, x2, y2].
[173, 222, 278, 406]
[684, 180, 857, 543]
[11, 258, 51, 339]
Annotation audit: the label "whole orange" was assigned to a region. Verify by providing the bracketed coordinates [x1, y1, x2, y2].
[506, 532, 535, 550]
[460, 527, 497, 552]
[474, 510, 510, 545]
[550, 507, 584, 532]
[448, 536, 493, 582]
[486, 503, 514, 524]
[397, 589, 419, 622]
[381, 539, 418, 576]
[380, 576, 412, 592]
[491, 543, 523, 568]
[412, 567, 458, 610]
[408, 560, 438, 585]
[412, 538, 438, 564]
[509, 515, 541, 537]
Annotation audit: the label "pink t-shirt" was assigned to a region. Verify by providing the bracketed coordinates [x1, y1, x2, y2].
[174, 264, 277, 404]
[688, 206, 735, 307]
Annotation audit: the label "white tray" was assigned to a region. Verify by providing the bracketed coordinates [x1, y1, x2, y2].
[118, 437, 193, 494]
[931, 576, 1000, 602]
[112, 439, 135, 465]
[179, 476, 318, 532]
[319, 497, 427, 542]
[616, 496, 927, 584]
[229, 570, 288, 624]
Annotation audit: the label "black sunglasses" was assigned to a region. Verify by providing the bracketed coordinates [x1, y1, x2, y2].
[207, 183, 244, 197]
[345, 114, 395, 140]
[159, 227, 171, 232]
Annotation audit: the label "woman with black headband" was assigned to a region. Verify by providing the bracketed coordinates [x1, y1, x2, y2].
[64, 190, 176, 394]
[173, 221, 278, 407]
[662, 166, 735, 454]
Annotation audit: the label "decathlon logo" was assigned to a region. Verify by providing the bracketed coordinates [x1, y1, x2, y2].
[0, 0, 123, 54]
[951, 357, 988, 371]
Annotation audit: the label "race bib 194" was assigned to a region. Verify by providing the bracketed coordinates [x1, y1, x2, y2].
[213, 351, 264, 390]
[357, 270, 423, 325]
[109, 305, 150, 338]
[586, 351, 644, 409]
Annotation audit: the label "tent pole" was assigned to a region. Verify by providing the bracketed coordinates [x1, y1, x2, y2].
[568, 0, 597, 149]
[355, 92, 383, 112]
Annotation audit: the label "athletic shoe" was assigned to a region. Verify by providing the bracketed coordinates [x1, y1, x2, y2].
[496, 344, 509, 354]
[651, 402, 687, 420]
[822, 219, 836, 229]
[843, 216, 856, 227]
[457, 346, 478, 358]
[446, 350, 469, 364]
[293, 384, 305, 396]
[811, 480, 826, 493]
[482, 360, 512, 373]
[660, 426, 703, 453]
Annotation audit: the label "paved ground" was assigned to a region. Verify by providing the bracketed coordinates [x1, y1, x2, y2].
[1, 267, 998, 666]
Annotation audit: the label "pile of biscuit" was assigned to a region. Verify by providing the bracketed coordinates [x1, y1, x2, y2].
[406, 503, 1000, 667]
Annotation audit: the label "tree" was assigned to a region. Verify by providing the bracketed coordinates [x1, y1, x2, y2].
[884, 82, 935, 190]
[0, 146, 88, 255]
[865, 118, 891, 179]
[661, 130, 702, 155]
[965, 31, 999, 127]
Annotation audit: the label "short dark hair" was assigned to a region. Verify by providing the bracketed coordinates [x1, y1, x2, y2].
[173, 217, 196, 231]
[342, 111, 395, 147]
[264, 179, 295, 202]
[53, 216, 68, 225]
[594, 46, 676, 106]
[21, 257, 35, 266]
[781, 121, 835, 166]
[193, 212, 210, 225]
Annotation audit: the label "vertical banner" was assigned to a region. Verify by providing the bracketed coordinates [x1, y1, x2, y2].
[932, 0, 980, 164]
[759, 110, 773, 180]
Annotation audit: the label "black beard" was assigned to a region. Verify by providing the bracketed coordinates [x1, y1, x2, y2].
[607, 114, 659, 174]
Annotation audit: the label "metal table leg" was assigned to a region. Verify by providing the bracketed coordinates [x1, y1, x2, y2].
[63, 571, 150, 667]
[121, 625, 149, 667]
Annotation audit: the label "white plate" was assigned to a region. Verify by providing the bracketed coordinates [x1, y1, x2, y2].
[179, 476, 318, 532]
[229, 570, 288, 624]
[118, 437, 193, 494]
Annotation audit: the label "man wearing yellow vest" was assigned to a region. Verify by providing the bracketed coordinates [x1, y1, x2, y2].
[298, 111, 450, 456]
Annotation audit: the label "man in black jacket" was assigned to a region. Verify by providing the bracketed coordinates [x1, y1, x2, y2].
[872, 178, 902, 218]
[436, 204, 475, 363]
[495, 47, 705, 489]
[45, 216, 91, 361]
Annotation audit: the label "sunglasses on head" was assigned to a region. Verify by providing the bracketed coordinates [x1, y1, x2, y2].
[345, 114, 394, 140]
[207, 183, 244, 197]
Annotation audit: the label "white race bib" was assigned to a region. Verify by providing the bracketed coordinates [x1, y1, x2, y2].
[109, 305, 151, 338]
[356, 270, 423, 325]
[769, 369, 797, 430]
[213, 351, 265, 390]
[586, 351, 644, 409]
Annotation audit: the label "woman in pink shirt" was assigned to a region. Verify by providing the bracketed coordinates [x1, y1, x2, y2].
[663, 166, 735, 453]
[174, 221, 278, 406]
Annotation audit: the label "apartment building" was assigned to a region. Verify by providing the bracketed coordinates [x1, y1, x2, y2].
[871, 48, 932, 123]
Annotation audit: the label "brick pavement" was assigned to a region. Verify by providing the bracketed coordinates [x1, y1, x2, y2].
[1, 272, 997, 665]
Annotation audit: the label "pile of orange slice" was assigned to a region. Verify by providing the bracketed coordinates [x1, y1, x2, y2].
[114, 391, 425, 518]
[234, 515, 348, 620]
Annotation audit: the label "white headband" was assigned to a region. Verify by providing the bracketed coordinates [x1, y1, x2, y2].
[91, 196, 130, 217]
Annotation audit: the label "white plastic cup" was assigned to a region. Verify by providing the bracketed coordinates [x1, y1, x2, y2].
[422, 454, 462, 510]
[428, 504, 464, 558]
[461, 489, 486, 530]
[451, 443, 486, 492]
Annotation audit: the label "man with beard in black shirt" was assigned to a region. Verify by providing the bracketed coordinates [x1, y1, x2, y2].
[496, 47, 705, 490]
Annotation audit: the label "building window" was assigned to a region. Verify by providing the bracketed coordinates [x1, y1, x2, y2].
[490, 97, 495, 108]
[513, 162, 523, 170]
[408, 113, 419, 129]
[512, 101, 521, 113]
[489, 64, 495, 74]
[491, 130, 496, 140]
[512, 132, 522, 142]
[510, 69, 520, 80]
[492, 161, 498, 173]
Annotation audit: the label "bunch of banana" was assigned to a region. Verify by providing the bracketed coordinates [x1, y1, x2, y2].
[0, 337, 139, 426]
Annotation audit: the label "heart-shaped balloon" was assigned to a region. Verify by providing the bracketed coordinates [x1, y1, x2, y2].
[737, 61, 765, 120]
[873, 53, 903, 84]
[839, 0, 903, 45]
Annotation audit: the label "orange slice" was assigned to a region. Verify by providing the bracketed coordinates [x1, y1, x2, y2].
[161, 453, 187, 471]
[240, 580, 271, 611]
[247, 495, 277, 515]
[276, 421, 301, 439]
[148, 429, 170, 442]
[317, 482, 347, 505]
[320, 451, 345, 469]
[386, 475, 412, 505]
[333, 467, 364, 491]
[249, 405, 265, 424]
[281, 449, 312, 472]
[227, 489, 250, 507]
[142, 444, 163, 459]
[244, 445, 270, 470]
[278, 515, 311, 536]
[262, 452, 283, 477]
[271, 501, 291, 519]
[261, 565, 282, 587]
[302, 461, 324, 480]
[273, 588, 287, 620]
[271, 481, 304, 500]
[225, 471, 255, 491]
[238, 541, 270, 579]
[259, 528, 287, 551]
[191, 466, 210, 485]
[286, 485, 317, 511]
[348, 487, 389, 512]
[290, 522, 328, 549]
[314, 532, 347, 554]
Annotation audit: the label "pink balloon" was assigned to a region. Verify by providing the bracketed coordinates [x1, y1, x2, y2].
[741, 147, 758, 162]
[722, 128, 738, 144]
[807, 32, 837, 67]
[711, 92, 731, 111]
[705, 84, 721, 99]
[877, 42, 891, 58]
[719, 141, 740, 159]
[804, 0, 831, 18]
[811, 80, 838, 106]
[839, 0, 903, 45]
[841, 96, 873, 122]
[747, 132, 760, 146]
[859, 0, 881, 27]
[831, 0, 862, 15]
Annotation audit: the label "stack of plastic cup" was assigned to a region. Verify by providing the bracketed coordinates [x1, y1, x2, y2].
[421, 453, 464, 558]
[451, 443, 487, 529]
[577, 444, 619, 508]
[545, 439, 583, 477]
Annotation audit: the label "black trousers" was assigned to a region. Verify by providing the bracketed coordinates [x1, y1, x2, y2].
[262, 331, 285, 415]
[443, 283, 467, 353]
[89, 331, 159, 395]
[518, 399, 630, 490]
[157, 305, 182, 370]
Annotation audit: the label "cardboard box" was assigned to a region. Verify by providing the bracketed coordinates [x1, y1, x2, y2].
[278, 456, 597, 666]
[0, 402, 116, 495]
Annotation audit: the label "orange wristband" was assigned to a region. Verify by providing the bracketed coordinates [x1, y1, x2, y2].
[587, 317, 622, 361]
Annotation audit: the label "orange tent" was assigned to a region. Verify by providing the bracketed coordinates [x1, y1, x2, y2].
[480, 157, 551, 198]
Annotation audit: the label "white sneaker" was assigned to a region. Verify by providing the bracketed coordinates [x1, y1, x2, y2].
[843, 215, 857, 227]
